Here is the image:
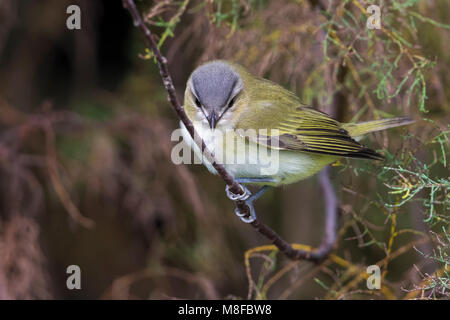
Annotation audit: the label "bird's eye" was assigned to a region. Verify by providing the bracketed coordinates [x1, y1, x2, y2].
[227, 96, 236, 109]
[194, 97, 201, 108]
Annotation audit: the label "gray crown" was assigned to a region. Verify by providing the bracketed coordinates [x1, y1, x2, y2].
[190, 61, 242, 110]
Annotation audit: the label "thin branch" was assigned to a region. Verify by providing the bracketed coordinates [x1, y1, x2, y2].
[249, 166, 337, 261]
[43, 119, 95, 229]
[122, 0, 338, 262]
[122, 0, 244, 197]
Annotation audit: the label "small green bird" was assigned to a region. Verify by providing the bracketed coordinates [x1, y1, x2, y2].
[181, 60, 414, 222]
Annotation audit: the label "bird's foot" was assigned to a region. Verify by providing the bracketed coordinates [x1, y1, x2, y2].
[234, 200, 257, 223]
[225, 184, 251, 201]
[227, 185, 270, 224]
[225, 184, 255, 223]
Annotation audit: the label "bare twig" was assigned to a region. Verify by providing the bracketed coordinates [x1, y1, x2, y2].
[122, 0, 338, 262]
[43, 120, 95, 229]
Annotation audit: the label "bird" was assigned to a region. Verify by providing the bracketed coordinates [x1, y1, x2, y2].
[180, 60, 414, 222]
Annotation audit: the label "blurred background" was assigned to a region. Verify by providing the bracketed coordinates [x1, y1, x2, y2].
[0, 0, 448, 299]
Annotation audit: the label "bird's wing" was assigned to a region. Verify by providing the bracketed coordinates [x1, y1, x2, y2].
[235, 79, 383, 160]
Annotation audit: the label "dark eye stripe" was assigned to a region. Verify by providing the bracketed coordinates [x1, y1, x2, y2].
[194, 96, 201, 108]
[224, 93, 239, 113]
[217, 96, 237, 124]
[228, 96, 236, 108]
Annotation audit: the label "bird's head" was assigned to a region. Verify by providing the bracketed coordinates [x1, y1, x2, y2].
[185, 61, 245, 129]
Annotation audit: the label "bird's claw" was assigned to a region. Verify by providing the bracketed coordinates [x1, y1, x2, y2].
[234, 201, 257, 223]
[225, 184, 251, 201]
[225, 184, 256, 223]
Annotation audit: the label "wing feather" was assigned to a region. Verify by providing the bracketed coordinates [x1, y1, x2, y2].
[236, 80, 384, 160]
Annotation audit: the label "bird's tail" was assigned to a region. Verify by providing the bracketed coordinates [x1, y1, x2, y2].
[342, 117, 415, 139]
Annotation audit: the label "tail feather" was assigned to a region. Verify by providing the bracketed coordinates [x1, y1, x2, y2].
[342, 117, 415, 138]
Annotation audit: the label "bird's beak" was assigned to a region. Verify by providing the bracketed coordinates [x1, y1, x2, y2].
[207, 112, 218, 129]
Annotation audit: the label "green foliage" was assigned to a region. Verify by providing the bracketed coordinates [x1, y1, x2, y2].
[412, 229, 449, 298]
[381, 163, 449, 225]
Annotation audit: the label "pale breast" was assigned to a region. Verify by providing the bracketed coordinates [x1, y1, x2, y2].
[180, 121, 336, 186]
